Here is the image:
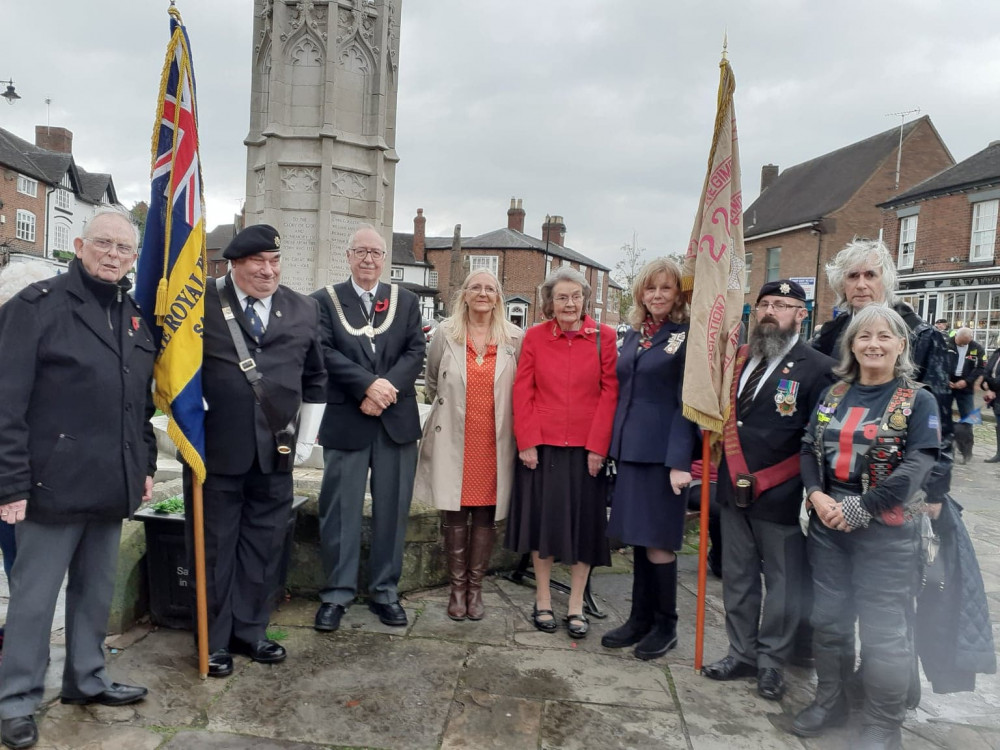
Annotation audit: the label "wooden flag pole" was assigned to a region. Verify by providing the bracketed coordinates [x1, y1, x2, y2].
[693, 431, 712, 671]
[192, 479, 209, 678]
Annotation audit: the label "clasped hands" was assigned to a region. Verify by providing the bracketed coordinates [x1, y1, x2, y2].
[517, 447, 606, 478]
[807, 491, 853, 533]
[361, 378, 398, 417]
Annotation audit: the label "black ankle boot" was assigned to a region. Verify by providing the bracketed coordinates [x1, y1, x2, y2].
[634, 560, 678, 660]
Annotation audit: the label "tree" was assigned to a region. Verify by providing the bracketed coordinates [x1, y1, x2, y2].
[611, 232, 646, 319]
[130, 201, 148, 246]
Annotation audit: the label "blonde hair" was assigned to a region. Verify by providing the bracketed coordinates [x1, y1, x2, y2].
[444, 268, 517, 347]
[627, 257, 689, 329]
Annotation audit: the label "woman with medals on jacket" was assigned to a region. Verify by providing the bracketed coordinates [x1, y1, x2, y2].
[602, 258, 699, 660]
[792, 305, 939, 750]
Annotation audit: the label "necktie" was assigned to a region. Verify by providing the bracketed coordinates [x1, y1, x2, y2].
[738, 358, 769, 416]
[245, 296, 264, 339]
[363, 291, 374, 317]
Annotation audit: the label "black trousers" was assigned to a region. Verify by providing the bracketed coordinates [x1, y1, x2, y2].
[808, 514, 920, 730]
[185, 462, 293, 651]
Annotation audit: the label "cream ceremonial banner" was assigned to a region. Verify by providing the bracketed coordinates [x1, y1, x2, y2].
[681, 58, 746, 436]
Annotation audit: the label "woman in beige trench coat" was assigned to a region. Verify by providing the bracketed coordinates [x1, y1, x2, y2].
[414, 269, 523, 621]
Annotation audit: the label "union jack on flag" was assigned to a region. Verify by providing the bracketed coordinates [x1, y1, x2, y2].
[135, 5, 207, 482]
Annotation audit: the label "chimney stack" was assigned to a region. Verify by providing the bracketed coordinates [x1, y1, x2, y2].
[541, 215, 566, 246]
[35, 126, 73, 154]
[413, 208, 426, 261]
[760, 164, 779, 193]
[507, 197, 525, 233]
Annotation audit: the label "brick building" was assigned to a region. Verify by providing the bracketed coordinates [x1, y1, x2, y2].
[393, 199, 621, 329]
[206, 223, 236, 279]
[0, 125, 119, 263]
[742, 116, 954, 331]
[879, 140, 1000, 346]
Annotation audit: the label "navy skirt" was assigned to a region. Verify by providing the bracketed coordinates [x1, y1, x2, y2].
[504, 445, 611, 567]
[606, 460, 686, 551]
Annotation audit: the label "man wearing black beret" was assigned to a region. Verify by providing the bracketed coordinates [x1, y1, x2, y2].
[193, 223, 326, 677]
[702, 279, 835, 703]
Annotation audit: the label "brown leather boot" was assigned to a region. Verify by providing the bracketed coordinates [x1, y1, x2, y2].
[443, 523, 469, 620]
[466, 524, 496, 620]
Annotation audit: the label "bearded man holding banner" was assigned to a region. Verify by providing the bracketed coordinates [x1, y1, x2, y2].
[701, 279, 835, 700]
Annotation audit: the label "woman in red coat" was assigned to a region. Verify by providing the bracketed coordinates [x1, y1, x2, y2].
[505, 267, 619, 639]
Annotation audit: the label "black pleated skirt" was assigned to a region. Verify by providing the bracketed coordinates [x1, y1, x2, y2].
[504, 445, 611, 567]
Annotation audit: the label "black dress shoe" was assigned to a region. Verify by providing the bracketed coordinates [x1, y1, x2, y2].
[314, 602, 346, 632]
[60, 682, 148, 707]
[207, 648, 233, 678]
[757, 667, 785, 700]
[565, 613, 590, 639]
[791, 696, 849, 737]
[230, 638, 286, 664]
[701, 655, 757, 681]
[985, 454, 1000, 463]
[0, 716, 37, 749]
[369, 600, 407, 627]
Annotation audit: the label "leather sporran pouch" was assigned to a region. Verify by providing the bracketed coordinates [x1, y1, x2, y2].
[734, 473, 756, 508]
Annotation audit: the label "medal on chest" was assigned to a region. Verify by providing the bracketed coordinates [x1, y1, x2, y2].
[774, 379, 800, 417]
[664, 331, 686, 355]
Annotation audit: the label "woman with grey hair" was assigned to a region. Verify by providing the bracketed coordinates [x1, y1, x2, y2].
[792, 305, 939, 747]
[506, 266, 618, 639]
[602, 258, 699, 660]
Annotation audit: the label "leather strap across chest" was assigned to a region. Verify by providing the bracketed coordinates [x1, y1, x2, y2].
[723, 345, 800, 500]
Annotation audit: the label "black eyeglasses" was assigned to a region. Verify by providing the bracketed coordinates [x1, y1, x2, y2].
[349, 247, 385, 260]
[755, 301, 804, 313]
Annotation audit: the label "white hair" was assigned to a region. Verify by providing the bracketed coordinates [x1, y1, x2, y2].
[826, 237, 898, 312]
[0, 260, 56, 305]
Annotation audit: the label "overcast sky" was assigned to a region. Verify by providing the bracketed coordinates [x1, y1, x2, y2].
[3, 1, 998, 272]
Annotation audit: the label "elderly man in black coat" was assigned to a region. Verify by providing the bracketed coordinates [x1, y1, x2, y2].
[702, 279, 835, 702]
[0, 211, 156, 749]
[311, 224, 425, 632]
[195, 224, 326, 678]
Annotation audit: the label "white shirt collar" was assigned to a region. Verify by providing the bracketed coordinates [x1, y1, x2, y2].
[351, 278, 379, 298]
[230, 274, 273, 309]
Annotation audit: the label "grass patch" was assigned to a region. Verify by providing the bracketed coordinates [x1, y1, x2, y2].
[266, 627, 289, 641]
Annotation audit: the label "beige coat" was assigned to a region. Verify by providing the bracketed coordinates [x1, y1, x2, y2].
[413, 324, 523, 519]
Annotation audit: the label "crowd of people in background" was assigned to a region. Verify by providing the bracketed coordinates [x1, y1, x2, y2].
[0, 220, 996, 750]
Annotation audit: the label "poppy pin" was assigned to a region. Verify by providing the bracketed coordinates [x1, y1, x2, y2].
[374, 298, 389, 313]
[131, 317, 141, 331]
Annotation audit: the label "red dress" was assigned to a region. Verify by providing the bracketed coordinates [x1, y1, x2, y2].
[461, 339, 497, 506]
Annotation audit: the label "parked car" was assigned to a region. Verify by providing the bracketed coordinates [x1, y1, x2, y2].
[422, 317, 439, 342]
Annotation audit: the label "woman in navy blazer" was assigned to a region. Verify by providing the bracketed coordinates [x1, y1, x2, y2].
[603, 258, 699, 660]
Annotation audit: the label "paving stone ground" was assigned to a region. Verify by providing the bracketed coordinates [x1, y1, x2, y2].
[3, 422, 1000, 748]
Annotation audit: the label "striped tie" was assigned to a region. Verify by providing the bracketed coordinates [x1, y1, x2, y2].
[738, 358, 769, 416]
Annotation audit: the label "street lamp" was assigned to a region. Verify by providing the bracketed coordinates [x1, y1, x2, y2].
[1, 79, 20, 105]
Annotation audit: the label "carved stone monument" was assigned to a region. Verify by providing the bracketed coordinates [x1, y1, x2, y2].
[243, 0, 401, 292]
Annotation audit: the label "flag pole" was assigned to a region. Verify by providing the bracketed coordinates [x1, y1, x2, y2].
[694, 434, 712, 671]
[681, 36, 744, 672]
[192, 479, 209, 678]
